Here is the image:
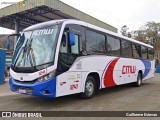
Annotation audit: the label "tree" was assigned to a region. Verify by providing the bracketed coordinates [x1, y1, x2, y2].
[120, 25, 128, 36]
[120, 25, 131, 38]
[131, 30, 147, 43]
[132, 22, 160, 50]
[127, 32, 132, 38]
[132, 21, 160, 63]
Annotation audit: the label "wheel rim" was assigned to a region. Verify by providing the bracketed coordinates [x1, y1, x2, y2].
[85, 80, 94, 96]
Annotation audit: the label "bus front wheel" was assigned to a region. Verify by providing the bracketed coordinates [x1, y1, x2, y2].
[81, 76, 96, 99]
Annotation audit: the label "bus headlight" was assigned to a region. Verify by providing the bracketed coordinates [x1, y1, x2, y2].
[37, 70, 56, 82]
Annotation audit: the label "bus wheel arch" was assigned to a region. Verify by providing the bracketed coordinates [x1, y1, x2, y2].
[81, 72, 100, 99]
[87, 72, 100, 92]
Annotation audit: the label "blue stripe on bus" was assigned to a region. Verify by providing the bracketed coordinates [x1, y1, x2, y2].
[140, 60, 151, 79]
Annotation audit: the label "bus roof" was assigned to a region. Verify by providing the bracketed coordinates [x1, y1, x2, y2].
[23, 19, 153, 49]
[23, 19, 66, 31]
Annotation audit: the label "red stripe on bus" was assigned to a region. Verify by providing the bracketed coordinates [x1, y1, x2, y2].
[104, 58, 120, 87]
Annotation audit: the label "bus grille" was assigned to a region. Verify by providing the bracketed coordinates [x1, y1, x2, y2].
[14, 79, 38, 84]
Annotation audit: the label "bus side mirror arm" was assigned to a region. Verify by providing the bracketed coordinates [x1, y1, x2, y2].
[6, 34, 20, 49]
[8, 34, 20, 39]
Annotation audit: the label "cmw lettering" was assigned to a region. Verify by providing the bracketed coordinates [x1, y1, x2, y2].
[34, 29, 54, 35]
[122, 66, 136, 74]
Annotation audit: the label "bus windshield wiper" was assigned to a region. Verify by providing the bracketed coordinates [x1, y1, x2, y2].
[14, 38, 29, 68]
[25, 38, 36, 67]
[14, 38, 36, 69]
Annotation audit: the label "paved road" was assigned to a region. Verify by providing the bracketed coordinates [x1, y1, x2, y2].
[0, 74, 160, 112]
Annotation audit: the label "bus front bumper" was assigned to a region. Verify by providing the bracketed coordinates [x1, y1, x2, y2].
[9, 77, 57, 98]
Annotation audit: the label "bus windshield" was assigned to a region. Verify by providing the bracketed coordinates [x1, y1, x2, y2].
[12, 25, 59, 68]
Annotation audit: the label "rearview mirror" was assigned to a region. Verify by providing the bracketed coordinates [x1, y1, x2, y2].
[69, 32, 75, 46]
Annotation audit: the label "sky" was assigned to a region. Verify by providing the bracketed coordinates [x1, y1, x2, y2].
[0, 0, 160, 34]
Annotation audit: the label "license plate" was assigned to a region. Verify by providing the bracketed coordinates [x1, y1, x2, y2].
[18, 89, 27, 93]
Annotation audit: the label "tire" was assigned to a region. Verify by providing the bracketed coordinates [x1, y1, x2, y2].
[81, 76, 96, 99]
[134, 73, 142, 87]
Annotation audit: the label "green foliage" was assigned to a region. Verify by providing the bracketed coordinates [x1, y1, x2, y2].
[132, 21, 160, 51]
[120, 25, 132, 38]
[131, 21, 160, 63]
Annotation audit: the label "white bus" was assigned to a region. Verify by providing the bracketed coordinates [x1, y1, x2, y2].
[9, 19, 155, 99]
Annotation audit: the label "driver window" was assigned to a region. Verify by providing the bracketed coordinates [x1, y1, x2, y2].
[60, 32, 80, 55]
[57, 26, 80, 75]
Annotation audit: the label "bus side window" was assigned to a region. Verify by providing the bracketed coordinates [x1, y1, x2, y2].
[148, 48, 154, 60]
[107, 36, 120, 56]
[132, 44, 141, 58]
[121, 39, 132, 58]
[71, 34, 79, 54]
[86, 30, 106, 54]
[141, 46, 148, 59]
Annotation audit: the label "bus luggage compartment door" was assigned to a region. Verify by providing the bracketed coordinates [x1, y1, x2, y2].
[56, 72, 81, 97]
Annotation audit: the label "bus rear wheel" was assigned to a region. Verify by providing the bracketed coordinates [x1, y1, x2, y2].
[134, 73, 142, 87]
[81, 76, 96, 99]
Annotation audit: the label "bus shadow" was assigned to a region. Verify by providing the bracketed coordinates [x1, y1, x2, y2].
[15, 82, 152, 110]
[99, 82, 151, 94]
[15, 92, 82, 108]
